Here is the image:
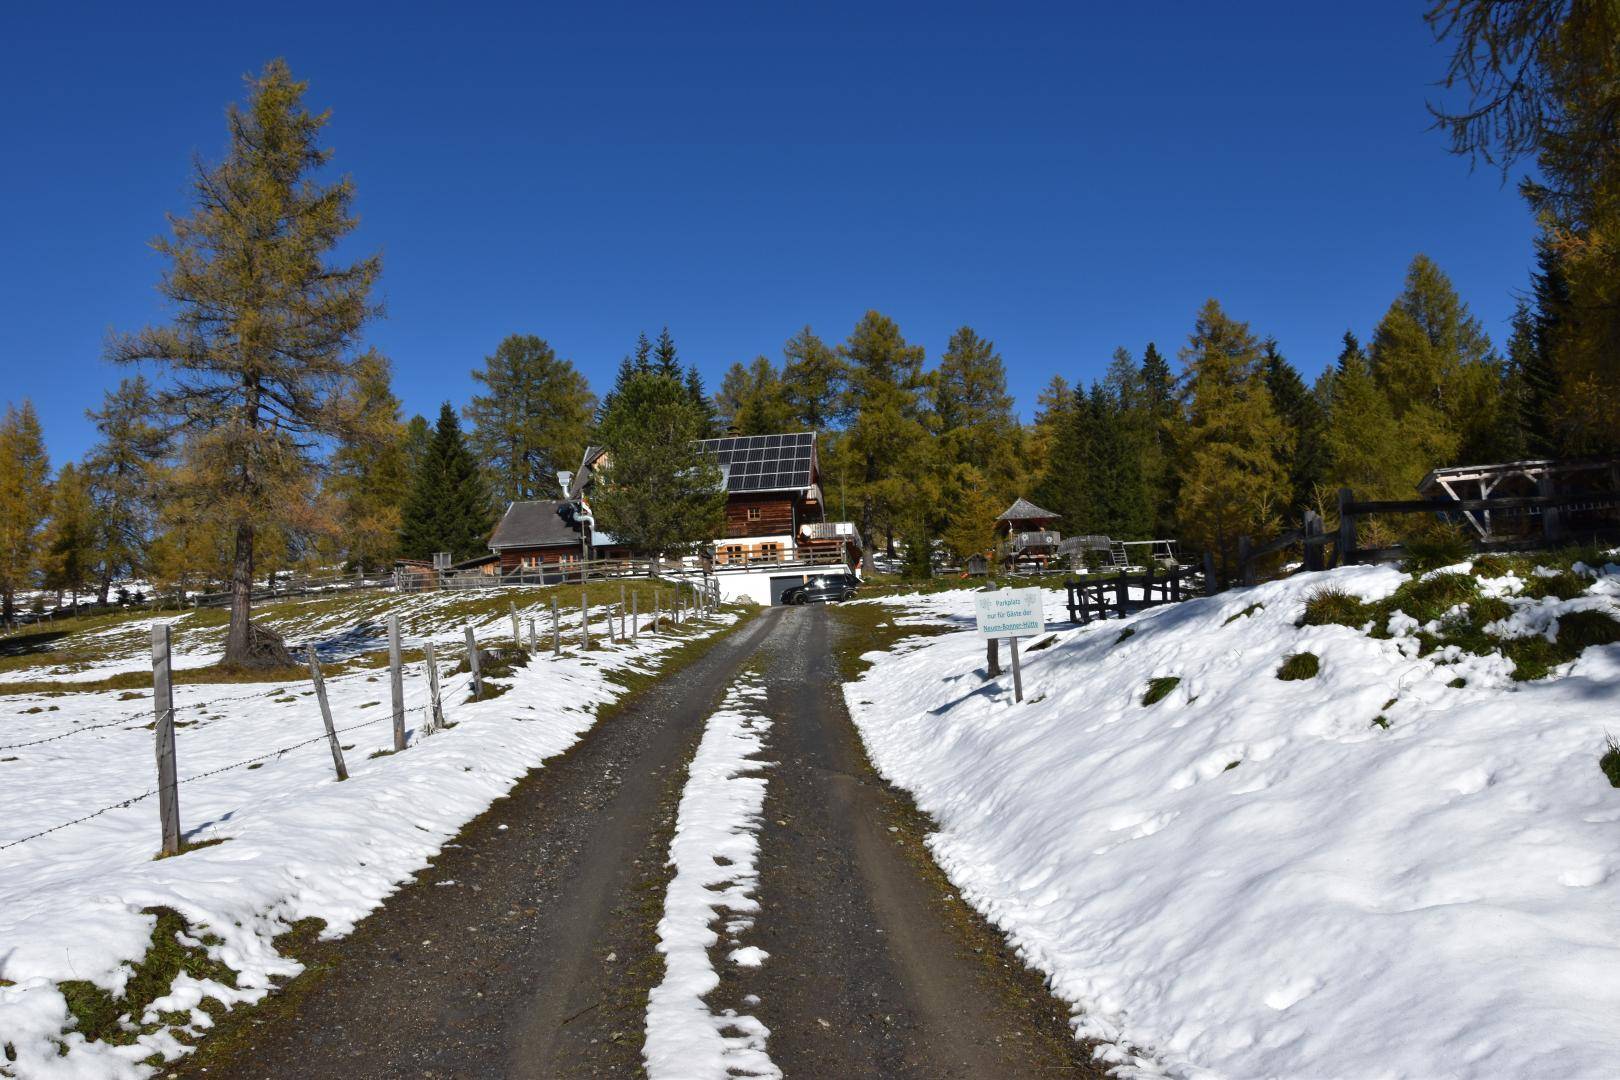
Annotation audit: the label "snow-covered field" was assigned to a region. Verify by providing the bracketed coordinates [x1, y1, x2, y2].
[0, 592, 733, 1078]
[847, 565, 1620, 1079]
[644, 674, 778, 1080]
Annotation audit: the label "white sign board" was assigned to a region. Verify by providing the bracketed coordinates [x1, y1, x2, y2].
[973, 588, 1044, 639]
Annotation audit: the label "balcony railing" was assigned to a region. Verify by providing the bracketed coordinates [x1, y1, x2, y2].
[1008, 530, 1061, 551]
[801, 521, 858, 540]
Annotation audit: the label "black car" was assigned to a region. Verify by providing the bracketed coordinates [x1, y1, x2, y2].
[781, 573, 860, 605]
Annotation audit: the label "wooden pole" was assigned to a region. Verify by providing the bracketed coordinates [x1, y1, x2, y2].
[1202, 550, 1218, 595]
[1009, 636, 1024, 702]
[631, 591, 638, 637]
[528, 618, 538, 652]
[1238, 535, 1254, 587]
[620, 584, 627, 634]
[580, 591, 590, 650]
[465, 625, 483, 699]
[552, 596, 561, 657]
[510, 602, 521, 650]
[388, 614, 406, 751]
[986, 637, 1001, 678]
[1337, 488, 1357, 566]
[152, 623, 181, 856]
[424, 639, 444, 732]
[655, 589, 662, 631]
[1115, 571, 1128, 620]
[308, 647, 348, 779]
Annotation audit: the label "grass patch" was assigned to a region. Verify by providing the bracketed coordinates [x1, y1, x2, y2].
[1141, 676, 1180, 706]
[1555, 609, 1620, 650]
[57, 907, 237, 1046]
[1448, 677, 1466, 688]
[153, 837, 229, 860]
[1276, 652, 1320, 681]
[1026, 635, 1058, 652]
[1371, 715, 1390, 729]
[1115, 627, 1135, 644]
[1602, 735, 1620, 788]
[1223, 603, 1263, 626]
[1301, 587, 1369, 628]
[1400, 520, 1474, 572]
[1522, 570, 1588, 601]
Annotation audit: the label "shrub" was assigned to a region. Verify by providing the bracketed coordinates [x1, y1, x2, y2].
[1276, 652, 1320, 681]
[1401, 519, 1474, 572]
[1142, 676, 1180, 706]
[1301, 587, 1368, 628]
[1602, 735, 1620, 788]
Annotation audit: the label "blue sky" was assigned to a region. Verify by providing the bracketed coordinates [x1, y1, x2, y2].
[2, 2, 1536, 462]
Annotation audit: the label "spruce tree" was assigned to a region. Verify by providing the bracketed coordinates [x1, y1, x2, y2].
[781, 326, 848, 430]
[591, 370, 726, 558]
[654, 326, 680, 378]
[1138, 342, 1181, 537]
[108, 60, 381, 666]
[1173, 301, 1290, 580]
[1032, 384, 1093, 539]
[1262, 340, 1328, 520]
[398, 404, 495, 562]
[466, 334, 595, 503]
[1084, 382, 1151, 539]
[84, 376, 170, 603]
[684, 365, 718, 437]
[0, 401, 51, 624]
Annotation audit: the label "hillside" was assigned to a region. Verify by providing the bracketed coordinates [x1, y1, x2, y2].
[846, 556, 1620, 1078]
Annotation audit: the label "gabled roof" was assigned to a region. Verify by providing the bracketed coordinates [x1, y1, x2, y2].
[997, 497, 1059, 522]
[567, 446, 608, 498]
[488, 499, 583, 551]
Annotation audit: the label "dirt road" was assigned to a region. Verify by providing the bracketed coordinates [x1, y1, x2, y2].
[179, 604, 1098, 1079]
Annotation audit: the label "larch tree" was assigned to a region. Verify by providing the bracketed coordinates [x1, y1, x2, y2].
[465, 334, 596, 503]
[1173, 300, 1291, 581]
[398, 404, 495, 563]
[934, 326, 1023, 491]
[781, 326, 848, 430]
[108, 59, 381, 667]
[84, 376, 171, 603]
[838, 311, 930, 569]
[590, 370, 726, 559]
[715, 357, 794, 435]
[328, 352, 412, 572]
[42, 463, 97, 605]
[0, 402, 52, 623]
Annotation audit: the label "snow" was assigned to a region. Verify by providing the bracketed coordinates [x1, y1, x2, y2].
[844, 567, 1620, 1079]
[643, 677, 779, 1080]
[0, 595, 736, 1078]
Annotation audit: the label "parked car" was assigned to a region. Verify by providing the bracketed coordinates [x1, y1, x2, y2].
[781, 573, 860, 605]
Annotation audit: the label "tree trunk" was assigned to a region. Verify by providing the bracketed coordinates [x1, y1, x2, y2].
[224, 520, 255, 665]
[2, 586, 13, 627]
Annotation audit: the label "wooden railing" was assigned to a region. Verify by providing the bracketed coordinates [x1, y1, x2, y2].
[1065, 564, 1204, 625]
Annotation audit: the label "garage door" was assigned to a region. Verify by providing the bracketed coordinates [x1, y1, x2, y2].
[769, 574, 810, 605]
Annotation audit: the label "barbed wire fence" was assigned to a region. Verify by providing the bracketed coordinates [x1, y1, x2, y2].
[0, 581, 723, 857]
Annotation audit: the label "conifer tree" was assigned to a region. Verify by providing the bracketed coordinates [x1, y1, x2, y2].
[1173, 301, 1290, 579]
[465, 335, 595, 503]
[1137, 342, 1181, 536]
[398, 404, 495, 562]
[781, 326, 848, 430]
[1032, 384, 1093, 539]
[403, 415, 433, 477]
[684, 365, 718, 437]
[654, 326, 680, 378]
[0, 401, 51, 624]
[329, 353, 412, 571]
[934, 327, 1022, 489]
[716, 357, 794, 435]
[939, 464, 1002, 564]
[1027, 375, 1074, 475]
[108, 60, 381, 666]
[591, 370, 726, 558]
[1262, 340, 1329, 520]
[1084, 382, 1151, 540]
[84, 377, 170, 603]
[838, 311, 930, 568]
[43, 463, 96, 605]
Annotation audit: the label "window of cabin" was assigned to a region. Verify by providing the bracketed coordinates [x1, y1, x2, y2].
[723, 544, 745, 564]
[747, 507, 762, 522]
[759, 542, 781, 562]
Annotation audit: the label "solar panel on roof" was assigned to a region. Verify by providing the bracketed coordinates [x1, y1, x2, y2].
[696, 432, 814, 492]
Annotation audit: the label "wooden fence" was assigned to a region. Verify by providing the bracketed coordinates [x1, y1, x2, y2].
[1065, 564, 1204, 625]
[1225, 486, 1620, 590]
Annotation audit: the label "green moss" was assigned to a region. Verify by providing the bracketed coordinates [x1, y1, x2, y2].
[1301, 587, 1369, 628]
[1223, 603, 1263, 626]
[1142, 676, 1180, 706]
[1276, 652, 1320, 681]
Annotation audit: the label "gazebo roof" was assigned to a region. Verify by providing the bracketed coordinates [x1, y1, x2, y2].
[997, 497, 1059, 522]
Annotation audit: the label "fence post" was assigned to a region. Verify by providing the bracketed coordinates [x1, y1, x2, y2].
[986, 637, 1001, 677]
[1303, 511, 1324, 572]
[1202, 550, 1218, 595]
[510, 602, 521, 650]
[1170, 566, 1182, 602]
[388, 614, 406, 752]
[631, 591, 639, 638]
[1115, 571, 1129, 619]
[424, 640, 444, 732]
[1539, 472, 1564, 543]
[580, 591, 590, 650]
[1009, 636, 1024, 702]
[152, 623, 181, 856]
[655, 589, 662, 630]
[528, 618, 538, 652]
[620, 584, 627, 632]
[1143, 559, 1155, 605]
[308, 647, 348, 779]
[1337, 488, 1357, 566]
[552, 596, 561, 657]
[1238, 535, 1254, 587]
[465, 625, 483, 699]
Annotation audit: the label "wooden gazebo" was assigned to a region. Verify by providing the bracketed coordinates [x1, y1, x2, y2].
[997, 498, 1062, 566]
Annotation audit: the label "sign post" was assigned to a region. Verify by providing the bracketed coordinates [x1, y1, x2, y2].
[972, 588, 1044, 703]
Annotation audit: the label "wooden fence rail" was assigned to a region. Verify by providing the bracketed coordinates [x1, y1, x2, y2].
[1065, 564, 1203, 625]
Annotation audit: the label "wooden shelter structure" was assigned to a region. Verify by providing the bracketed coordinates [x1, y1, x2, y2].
[1417, 458, 1620, 541]
[997, 498, 1062, 566]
